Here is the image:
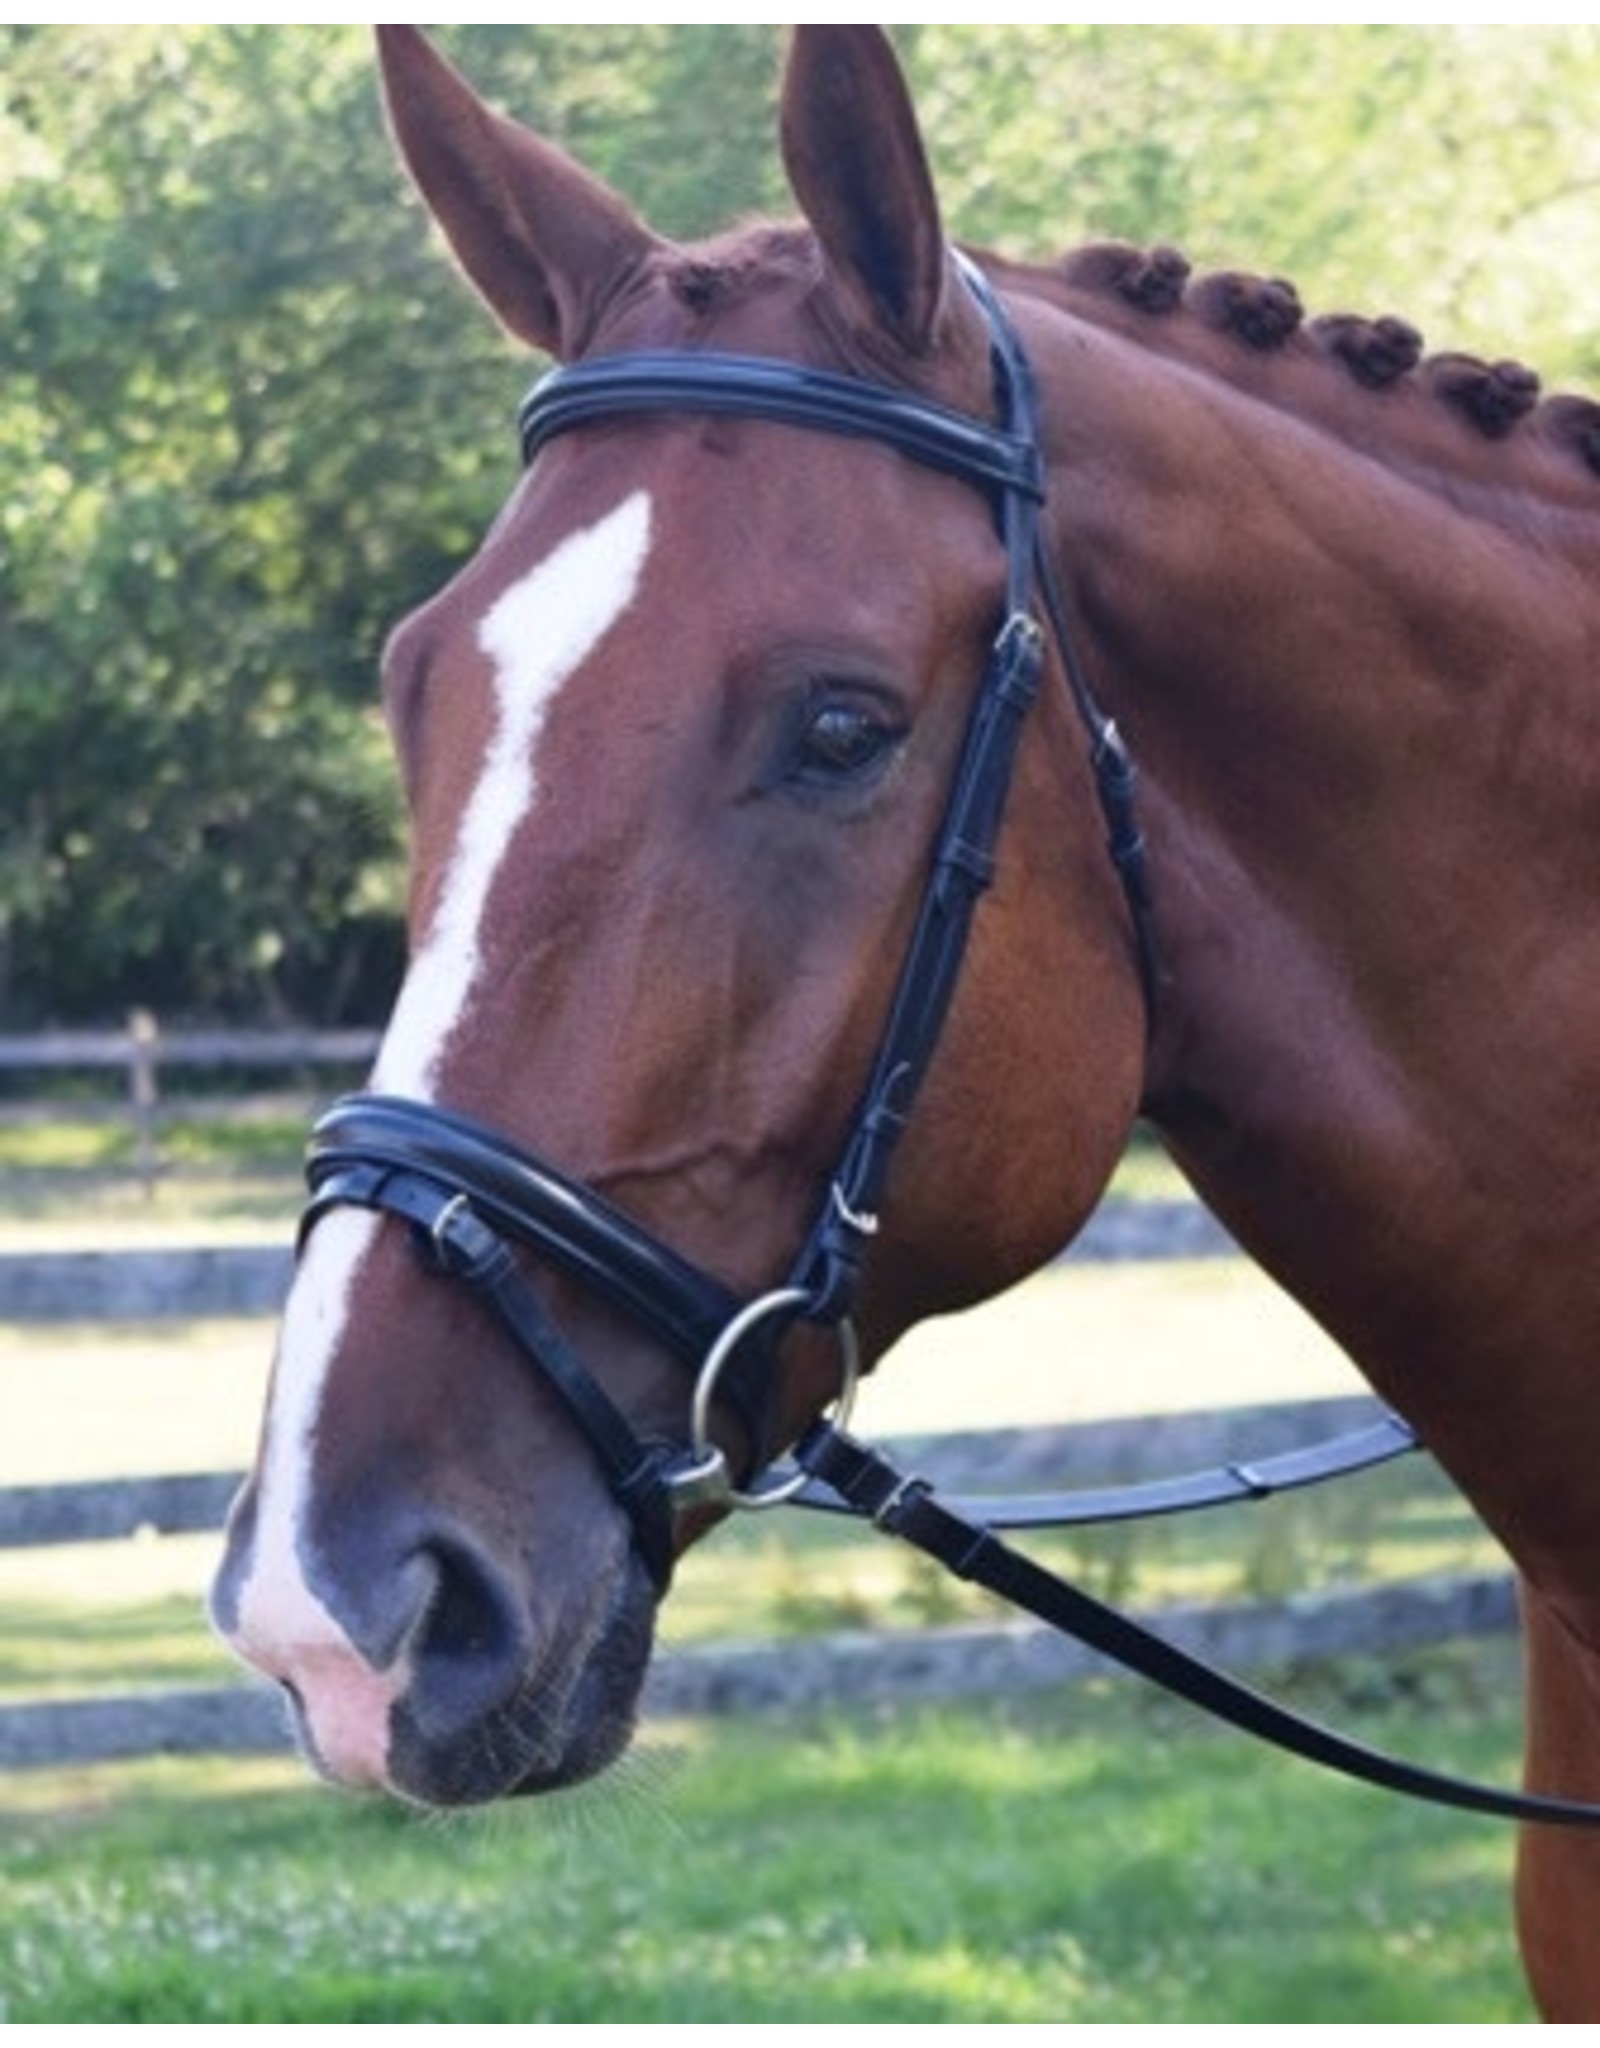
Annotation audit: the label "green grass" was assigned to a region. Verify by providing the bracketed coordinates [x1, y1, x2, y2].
[0, 1106, 305, 1178]
[0, 1110, 304, 1242]
[0, 1649, 1531, 2022]
[0, 1131, 1534, 2018]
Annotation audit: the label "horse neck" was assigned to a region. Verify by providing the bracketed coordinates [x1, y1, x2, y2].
[1029, 293, 1600, 1551]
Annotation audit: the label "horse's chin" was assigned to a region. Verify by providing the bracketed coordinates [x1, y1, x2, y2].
[292, 1551, 659, 1811]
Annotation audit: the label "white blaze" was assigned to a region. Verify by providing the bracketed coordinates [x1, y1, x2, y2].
[231, 493, 655, 1734]
[377, 490, 655, 1097]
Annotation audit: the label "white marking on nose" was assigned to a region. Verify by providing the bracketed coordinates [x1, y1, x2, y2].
[226, 492, 655, 1776]
[229, 1207, 390, 1705]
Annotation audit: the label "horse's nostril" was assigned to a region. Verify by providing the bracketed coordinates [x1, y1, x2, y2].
[410, 1538, 526, 1678]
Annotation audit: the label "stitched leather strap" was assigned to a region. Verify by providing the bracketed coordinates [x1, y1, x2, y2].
[307, 1094, 741, 1367]
[796, 1419, 1600, 1829]
[520, 349, 1045, 501]
[790, 1408, 1420, 1529]
[305, 1149, 681, 1591]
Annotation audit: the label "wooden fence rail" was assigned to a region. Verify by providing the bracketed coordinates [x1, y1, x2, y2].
[0, 1402, 1519, 1774]
[0, 1020, 381, 1076]
[0, 1016, 379, 1187]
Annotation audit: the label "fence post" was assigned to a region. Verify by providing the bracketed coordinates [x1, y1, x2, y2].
[127, 1008, 161, 1196]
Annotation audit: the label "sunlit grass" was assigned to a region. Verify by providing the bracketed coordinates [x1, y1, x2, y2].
[0, 1656, 1533, 2021]
[0, 1319, 271, 1482]
[0, 1108, 307, 1179]
[0, 1170, 299, 1245]
[0, 1111, 304, 1243]
[0, 1551, 238, 1697]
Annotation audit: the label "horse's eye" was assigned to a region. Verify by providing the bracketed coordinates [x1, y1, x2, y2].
[793, 702, 900, 788]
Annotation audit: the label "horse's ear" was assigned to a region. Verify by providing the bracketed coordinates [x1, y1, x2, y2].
[779, 27, 950, 359]
[375, 26, 658, 359]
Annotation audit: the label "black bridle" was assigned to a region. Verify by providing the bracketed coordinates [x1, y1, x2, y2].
[303, 258, 1600, 1829]
[308, 255, 1150, 1585]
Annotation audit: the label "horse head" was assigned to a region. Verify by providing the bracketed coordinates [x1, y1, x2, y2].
[211, 25, 1145, 1808]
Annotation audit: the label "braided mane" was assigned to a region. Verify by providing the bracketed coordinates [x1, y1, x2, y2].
[1023, 239, 1600, 508]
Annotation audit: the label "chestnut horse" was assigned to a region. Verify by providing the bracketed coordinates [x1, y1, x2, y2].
[211, 26, 1600, 2017]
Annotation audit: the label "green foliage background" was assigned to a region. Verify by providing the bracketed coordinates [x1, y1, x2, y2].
[3, 25, 1596, 1025]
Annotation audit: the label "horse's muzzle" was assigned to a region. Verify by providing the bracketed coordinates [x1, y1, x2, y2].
[213, 1460, 658, 1808]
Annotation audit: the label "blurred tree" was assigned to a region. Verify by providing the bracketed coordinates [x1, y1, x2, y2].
[4, 29, 415, 1021]
[1, 25, 1595, 1024]
[908, 25, 1600, 378]
[0, 25, 784, 1024]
